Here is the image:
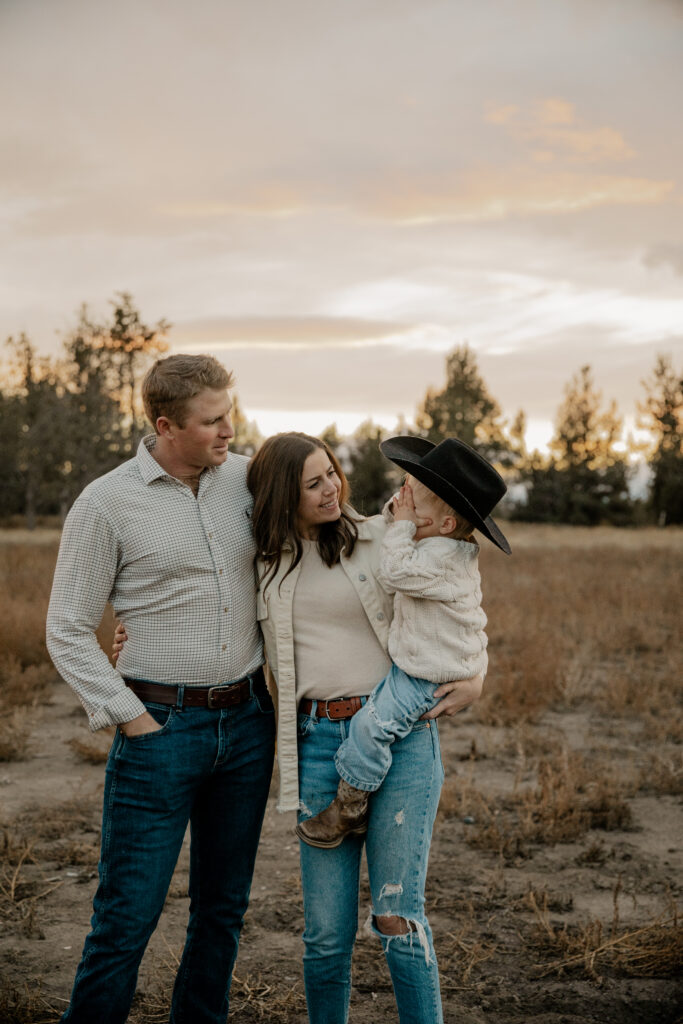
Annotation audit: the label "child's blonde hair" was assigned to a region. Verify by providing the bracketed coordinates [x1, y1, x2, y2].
[409, 476, 474, 540]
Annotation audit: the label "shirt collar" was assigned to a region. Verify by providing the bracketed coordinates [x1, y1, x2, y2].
[137, 435, 168, 485]
[135, 434, 221, 487]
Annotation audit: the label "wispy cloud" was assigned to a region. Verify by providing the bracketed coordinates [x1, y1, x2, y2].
[486, 98, 635, 163]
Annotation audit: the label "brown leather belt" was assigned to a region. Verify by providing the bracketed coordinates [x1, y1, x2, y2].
[124, 667, 264, 709]
[298, 696, 366, 720]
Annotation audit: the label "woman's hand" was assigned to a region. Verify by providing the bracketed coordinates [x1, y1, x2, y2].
[422, 674, 484, 719]
[112, 621, 128, 663]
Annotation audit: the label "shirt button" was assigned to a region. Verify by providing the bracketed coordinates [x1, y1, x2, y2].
[377, 612, 385, 621]
[224, 607, 228, 613]
[359, 574, 367, 581]
[219, 568, 223, 574]
[222, 644, 227, 651]
[208, 532, 214, 539]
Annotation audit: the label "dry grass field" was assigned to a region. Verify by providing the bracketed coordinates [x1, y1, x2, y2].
[0, 524, 681, 1023]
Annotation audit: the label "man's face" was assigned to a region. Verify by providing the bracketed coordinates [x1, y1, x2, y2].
[171, 388, 234, 470]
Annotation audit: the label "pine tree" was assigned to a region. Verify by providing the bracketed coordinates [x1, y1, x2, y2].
[415, 345, 507, 461]
[3, 335, 66, 526]
[639, 354, 683, 524]
[521, 365, 632, 525]
[103, 292, 169, 441]
[229, 392, 263, 457]
[347, 420, 399, 515]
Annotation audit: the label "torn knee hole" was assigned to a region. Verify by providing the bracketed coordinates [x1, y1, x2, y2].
[374, 914, 416, 935]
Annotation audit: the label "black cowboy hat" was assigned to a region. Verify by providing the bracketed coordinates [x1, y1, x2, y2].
[380, 435, 511, 554]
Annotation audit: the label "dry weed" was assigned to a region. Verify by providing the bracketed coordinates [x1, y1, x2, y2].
[48, 839, 100, 869]
[637, 751, 683, 795]
[0, 543, 58, 669]
[17, 796, 101, 844]
[462, 750, 634, 859]
[67, 735, 112, 765]
[229, 973, 306, 1022]
[0, 833, 62, 938]
[0, 980, 61, 1024]
[437, 765, 493, 823]
[125, 945, 306, 1024]
[438, 902, 498, 985]
[0, 707, 33, 762]
[0, 657, 54, 762]
[528, 887, 682, 982]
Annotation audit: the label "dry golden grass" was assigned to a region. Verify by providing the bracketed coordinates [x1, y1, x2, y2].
[0, 707, 33, 762]
[501, 522, 683, 550]
[527, 887, 682, 982]
[437, 902, 498, 984]
[440, 749, 635, 858]
[67, 735, 113, 765]
[0, 982, 61, 1024]
[0, 537, 117, 762]
[0, 544, 58, 669]
[120, 942, 306, 1024]
[478, 540, 682, 729]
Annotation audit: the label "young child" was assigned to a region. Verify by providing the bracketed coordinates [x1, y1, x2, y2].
[296, 434, 511, 849]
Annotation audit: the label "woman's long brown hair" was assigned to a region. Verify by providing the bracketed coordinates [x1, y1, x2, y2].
[246, 432, 359, 590]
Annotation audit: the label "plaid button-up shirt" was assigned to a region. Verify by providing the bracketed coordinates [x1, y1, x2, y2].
[46, 436, 263, 731]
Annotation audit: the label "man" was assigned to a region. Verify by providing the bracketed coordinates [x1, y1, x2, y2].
[47, 354, 275, 1024]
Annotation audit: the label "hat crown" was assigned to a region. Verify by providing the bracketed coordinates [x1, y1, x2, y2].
[420, 439, 506, 518]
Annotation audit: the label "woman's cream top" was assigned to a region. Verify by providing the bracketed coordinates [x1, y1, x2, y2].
[257, 515, 394, 811]
[292, 539, 391, 701]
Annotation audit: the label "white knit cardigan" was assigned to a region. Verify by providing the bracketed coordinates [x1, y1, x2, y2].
[378, 520, 488, 684]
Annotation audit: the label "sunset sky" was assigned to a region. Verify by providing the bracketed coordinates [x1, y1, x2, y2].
[1, 0, 681, 450]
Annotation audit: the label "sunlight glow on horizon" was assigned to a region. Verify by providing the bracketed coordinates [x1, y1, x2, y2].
[246, 408, 557, 455]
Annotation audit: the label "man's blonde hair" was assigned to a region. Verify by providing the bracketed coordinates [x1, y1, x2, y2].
[142, 355, 234, 430]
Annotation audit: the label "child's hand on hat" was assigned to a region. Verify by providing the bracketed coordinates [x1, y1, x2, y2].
[394, 483, 432, 531]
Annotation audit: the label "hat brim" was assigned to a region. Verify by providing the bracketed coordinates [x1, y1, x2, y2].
[380, 436, 511, 555]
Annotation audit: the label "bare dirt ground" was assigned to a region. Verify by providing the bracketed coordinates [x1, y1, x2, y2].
[1, 681, 681, 1023]
[0, 525, 681, 1023]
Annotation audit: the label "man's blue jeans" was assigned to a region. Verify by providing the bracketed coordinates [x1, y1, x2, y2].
[61, 679, 275, 1024]
[297, 703, 444, 1024]
[334, 663, 439, 792]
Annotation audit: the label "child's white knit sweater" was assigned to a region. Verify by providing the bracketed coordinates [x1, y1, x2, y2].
[377, 520, 488, 684]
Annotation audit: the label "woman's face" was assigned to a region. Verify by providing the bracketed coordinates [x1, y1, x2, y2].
[296, 448, 342, 538]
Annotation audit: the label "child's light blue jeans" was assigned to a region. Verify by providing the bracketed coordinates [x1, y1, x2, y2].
[334, 662, 439, 791]
[297, 702, 444, 1024]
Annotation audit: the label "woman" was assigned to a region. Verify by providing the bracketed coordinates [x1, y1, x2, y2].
[246, 431, 481, 1024]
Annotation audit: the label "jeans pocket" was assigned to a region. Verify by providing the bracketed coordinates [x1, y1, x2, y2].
[297, 713, 315, 740]
[253, 687, 275, 715]
[123, 702, 176, 743]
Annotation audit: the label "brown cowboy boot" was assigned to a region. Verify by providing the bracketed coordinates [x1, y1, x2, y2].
[295, 779, 370, 849]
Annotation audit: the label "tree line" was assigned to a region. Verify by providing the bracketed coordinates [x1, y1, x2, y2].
[1, 295, 681, 528]
[339, 347, 682, 527]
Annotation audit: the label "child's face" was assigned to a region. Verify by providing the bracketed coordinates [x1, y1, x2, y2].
[405, 476, 451, 540]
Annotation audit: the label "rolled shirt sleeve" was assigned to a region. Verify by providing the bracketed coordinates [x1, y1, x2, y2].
[46, 497, 147, 731]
